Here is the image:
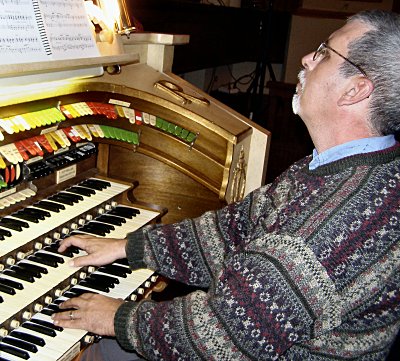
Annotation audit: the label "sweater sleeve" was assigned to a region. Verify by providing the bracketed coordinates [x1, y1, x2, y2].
[115, 233, 342, 361]
[125, 190, 259, 288]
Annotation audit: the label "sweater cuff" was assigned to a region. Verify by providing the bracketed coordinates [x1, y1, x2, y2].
[126, 230, 147, 269]
[114, 301, 140, 351]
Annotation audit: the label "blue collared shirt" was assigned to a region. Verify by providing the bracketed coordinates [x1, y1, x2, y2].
[309, 135, 396, 170]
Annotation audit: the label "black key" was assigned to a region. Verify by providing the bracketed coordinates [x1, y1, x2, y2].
[91, 222, 114, 231]
[40, 308, 55, 316]
[64, 287, 96, 298]
[108, 207, 139, 219]
[0, 295, 3, 303]
[98, 264, 130, 277]
[0, 228, 12, 237]
[35, 200, 65, 212]
[0, 343, 30, 359]
[44, 304, 59, 312]
[80, 279, 110, 292]
[114, 258, 129, 266]
[67, 186, 95, 197]
[3, 269, 34, 283]
[0, 283, 16, 295]
[2, 336, 38, 353]
[11, 265, 41, 279]
[22, 322, 56, 337]
[24, 208, 50, 219]
[2, 217, 29, 228]
[12, 213, 39, 223]
[96, 214, 125, 226]
[28, 255, 58, 268]
[80, 179, 110, 191]
[35, 252, 64, 264]
[0, 277, 23, 290]
[30, 318, 63, 332]
[10, 330, 46, 347]
[76, 227, 106, 237]
[58, 192, 84, 202]
[116, 206, 140, 216]
[0, 220, 22, 231]
[19, 262, 48, 275]
[48, 195, 74, 206]
[90, 273, 119, 285]
[89, 179, 111, 187]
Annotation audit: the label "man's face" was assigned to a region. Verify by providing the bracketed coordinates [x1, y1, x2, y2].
[292, 20, 370, 123]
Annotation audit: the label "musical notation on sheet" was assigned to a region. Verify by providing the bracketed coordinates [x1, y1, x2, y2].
[37, 0, 99, 59]
[0, 0, 98, 65]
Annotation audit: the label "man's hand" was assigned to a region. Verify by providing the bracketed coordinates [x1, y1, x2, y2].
[52, 294, 124, 336]
[58, 235, 127, 267]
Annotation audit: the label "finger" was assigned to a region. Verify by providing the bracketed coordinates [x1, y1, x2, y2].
[53, 309, 79, 321]
[58, 295, 86, 310]
[69, 253, 98, 267]
[58, 235, 91, 252]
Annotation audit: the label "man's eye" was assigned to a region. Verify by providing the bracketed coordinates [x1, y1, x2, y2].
[317, 48, 328, 60]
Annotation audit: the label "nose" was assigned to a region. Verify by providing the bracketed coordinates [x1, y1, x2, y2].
[302, 51, 316, 70]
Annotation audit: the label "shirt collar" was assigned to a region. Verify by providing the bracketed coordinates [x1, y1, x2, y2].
[309, 135, 396, 170]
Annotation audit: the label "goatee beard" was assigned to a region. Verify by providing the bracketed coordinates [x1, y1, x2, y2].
[292, 69, 306, 115]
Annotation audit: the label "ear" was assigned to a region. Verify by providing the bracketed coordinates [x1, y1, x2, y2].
[337, 77, 374, 106]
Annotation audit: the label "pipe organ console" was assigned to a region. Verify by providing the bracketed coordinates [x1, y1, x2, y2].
[0, 3, 270, 360]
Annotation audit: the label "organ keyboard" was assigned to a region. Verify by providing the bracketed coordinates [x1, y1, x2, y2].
[0, 1, 270, 359]
[0, 176, 162, 361]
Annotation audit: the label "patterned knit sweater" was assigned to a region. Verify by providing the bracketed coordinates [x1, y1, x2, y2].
[114, 144, 400, 360]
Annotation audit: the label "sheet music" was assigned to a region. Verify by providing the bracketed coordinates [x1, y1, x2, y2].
[0, 0, 48, 63]
[0, 0, 99, 65]
[37, 0, 99, 59]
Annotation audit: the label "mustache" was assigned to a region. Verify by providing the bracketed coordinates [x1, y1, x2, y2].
[297, 69, 306, 91]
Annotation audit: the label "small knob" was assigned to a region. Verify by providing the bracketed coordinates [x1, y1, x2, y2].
[34, 303, 43, 312]
[44, 237, 53, 245]
[22, 311, 32, 320]
[10, 320, 20, 329]
[34, 242, 43, 250]
[54, 289, 64, 297]
[84, 335, 95, 344]
[6, 257, 15, 266]
[16, 252, 26, 260]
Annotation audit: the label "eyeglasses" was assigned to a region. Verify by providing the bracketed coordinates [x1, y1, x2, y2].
[313, 42, 368, 77]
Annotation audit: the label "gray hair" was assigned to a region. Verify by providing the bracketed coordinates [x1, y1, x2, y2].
[340, 10, 400, 136]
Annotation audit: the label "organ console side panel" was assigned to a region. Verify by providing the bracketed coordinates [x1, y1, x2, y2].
[0, 8, 270, 359]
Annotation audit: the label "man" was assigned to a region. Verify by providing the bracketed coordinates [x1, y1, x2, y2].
[53, 9, 400, 360]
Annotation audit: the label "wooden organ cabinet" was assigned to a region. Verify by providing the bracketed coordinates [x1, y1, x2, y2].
[0, 5, 270, 361]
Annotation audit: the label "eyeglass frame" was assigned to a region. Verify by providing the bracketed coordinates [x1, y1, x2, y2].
[313, 41, 368, 78]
